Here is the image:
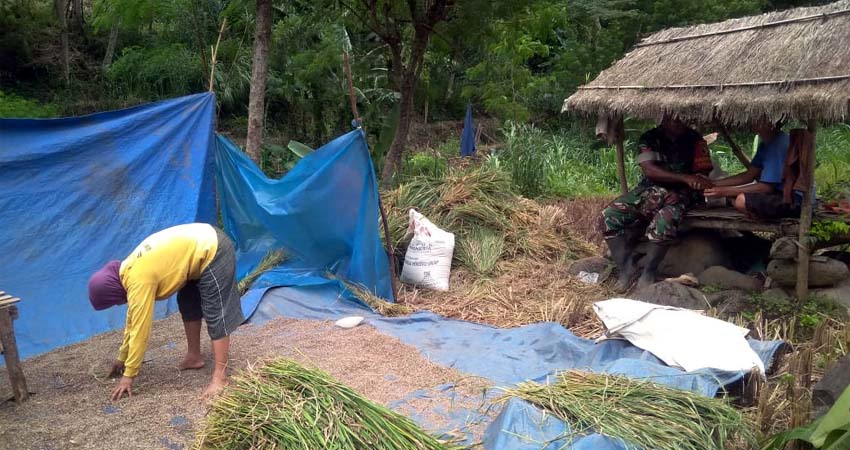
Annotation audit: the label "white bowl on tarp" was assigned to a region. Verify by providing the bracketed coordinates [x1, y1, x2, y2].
[334, 316, 365, 329]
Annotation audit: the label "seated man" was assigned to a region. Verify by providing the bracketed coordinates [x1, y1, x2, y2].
[600, 116, 714, 290]
[704, 119, 801, 219]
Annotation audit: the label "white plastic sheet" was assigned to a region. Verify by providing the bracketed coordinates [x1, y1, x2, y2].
[593, 298, 765, 374]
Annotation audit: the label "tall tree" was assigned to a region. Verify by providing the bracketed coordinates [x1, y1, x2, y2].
[101, 20, 119, 72]
[55, 0, 70, 85]
[246, 0, 272, 164]
[346, 0, 455, 185]
[72, 0, 85, 32]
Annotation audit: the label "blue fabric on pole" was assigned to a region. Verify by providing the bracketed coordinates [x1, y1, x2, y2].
[0, 93, 217, 358]
[460, 102, 476, 157]
[213, 130, 393, 320]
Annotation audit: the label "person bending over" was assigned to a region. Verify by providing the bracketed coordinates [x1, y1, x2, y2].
[88, 223, 243, 400]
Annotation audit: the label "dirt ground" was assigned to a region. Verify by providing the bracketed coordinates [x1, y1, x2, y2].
[0, 315, 493, 450]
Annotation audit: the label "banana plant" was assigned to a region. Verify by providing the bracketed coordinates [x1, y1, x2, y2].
[761, 385, 850, 450]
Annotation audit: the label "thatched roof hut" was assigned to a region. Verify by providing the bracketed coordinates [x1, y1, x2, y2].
[565, 1, 850, 300]
[564, 0, 850, 126]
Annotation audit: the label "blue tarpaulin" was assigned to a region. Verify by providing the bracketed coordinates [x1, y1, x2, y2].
[213, 129, 394, 314]
[0, 93, 216, 358]
[460, 102, 476, 157]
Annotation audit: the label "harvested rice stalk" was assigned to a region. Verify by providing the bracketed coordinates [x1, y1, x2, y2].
[382, 164, 594, 274]
[237, 249, 286, 295]
[506, 370, 756, 450]
[456, 227, 504, 276]
[195, 359, 456, 450]
[342, 280, 413, 317]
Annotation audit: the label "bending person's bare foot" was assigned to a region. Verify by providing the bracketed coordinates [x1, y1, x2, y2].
[178, 353, 205, 371]
[201, 375, 227, 400]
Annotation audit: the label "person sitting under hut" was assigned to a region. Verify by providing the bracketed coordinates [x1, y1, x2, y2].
[600, 115, 714, 291]
[88, 223, 243, 401]
[704, 119, 802, 219]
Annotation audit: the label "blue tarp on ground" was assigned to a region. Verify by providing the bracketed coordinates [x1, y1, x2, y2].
[0, 93, 216, 358]
[214, 130, 394, 311]
[245, 285, 782, 449]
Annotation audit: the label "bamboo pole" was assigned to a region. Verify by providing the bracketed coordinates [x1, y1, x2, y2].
[341, 48, 399, 301]
[713, 119, 751, 169]
[208, 18, 228, 92]
[576, 74, 850, 91]
[634, 8, 850, 48]
[615, 116, 628, 195]
[343, 51, 360, 123]
[795, 122, 818, 300]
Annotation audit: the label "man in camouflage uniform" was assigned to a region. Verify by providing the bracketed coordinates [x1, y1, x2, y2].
[600, 116, 714, 290]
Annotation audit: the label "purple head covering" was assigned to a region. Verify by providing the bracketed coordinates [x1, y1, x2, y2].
[88, 260, 128, 310]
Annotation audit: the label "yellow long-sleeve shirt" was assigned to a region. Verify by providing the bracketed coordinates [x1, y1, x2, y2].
[117, 223, 218, 377]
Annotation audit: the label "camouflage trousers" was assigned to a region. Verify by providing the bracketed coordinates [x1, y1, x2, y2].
[600, 185, 695, 242]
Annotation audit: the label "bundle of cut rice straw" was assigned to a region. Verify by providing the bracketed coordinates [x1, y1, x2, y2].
[195, 359, 456, 450]
[506, 370, 756, 450]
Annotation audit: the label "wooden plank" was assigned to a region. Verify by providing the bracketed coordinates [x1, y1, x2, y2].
[682, 218, 796, 234]
[796, 124, 818, 300]
[0, 298, 20, 308]
[0, 307, 29, 403]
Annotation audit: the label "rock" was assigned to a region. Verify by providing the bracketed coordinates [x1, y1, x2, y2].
[698, 266, 762, 291]
[567, 256, 610, 276]
[820, 250, 850, 268]
[636, 231, 733, 278]
[813, 354, 850, 417]
[770, 237, 798, 260]
[631, 281, 709, 310]
[705, 290, 753, 315]
[767, 256, 850, 288]
[761, 288, 793, 313]
[813, 279, 850, 311]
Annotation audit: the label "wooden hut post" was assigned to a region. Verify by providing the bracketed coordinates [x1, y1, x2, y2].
[614, 116, 628, 195]
[795, 122, 818, 300]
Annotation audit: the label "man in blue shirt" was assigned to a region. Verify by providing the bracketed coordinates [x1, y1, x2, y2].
[704, 119, 801, 219]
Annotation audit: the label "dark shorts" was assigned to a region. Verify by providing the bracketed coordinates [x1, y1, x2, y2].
[744, 192, 801, 220]
[177, 227, 244, 340]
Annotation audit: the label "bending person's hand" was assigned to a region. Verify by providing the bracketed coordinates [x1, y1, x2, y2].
[111, 376, 134, 401]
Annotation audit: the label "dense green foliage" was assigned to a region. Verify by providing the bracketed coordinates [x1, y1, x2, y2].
[1, 0, 843, 192]
[1, 0, 830, 128]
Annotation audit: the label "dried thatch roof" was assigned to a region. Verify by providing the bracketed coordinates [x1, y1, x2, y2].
[564, 1, 850, 126]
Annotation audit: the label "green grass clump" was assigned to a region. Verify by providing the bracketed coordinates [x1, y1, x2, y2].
[506, 370, 756, 450]
[196, 359, 456, 450]
[456, 227, 504, 276]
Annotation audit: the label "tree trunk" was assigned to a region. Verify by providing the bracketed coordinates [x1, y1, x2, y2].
[55, 0, 70, 85]
[245, 0, 272, 164]
[72, 0, 84, 33]
[102, 21, 119, 73]
[380, 78, 416, 186]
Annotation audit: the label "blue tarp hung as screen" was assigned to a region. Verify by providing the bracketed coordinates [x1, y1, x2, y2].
[0, 93, 217, 359]
[460, 102, 476, 157]
[213, 128, 394, 321]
